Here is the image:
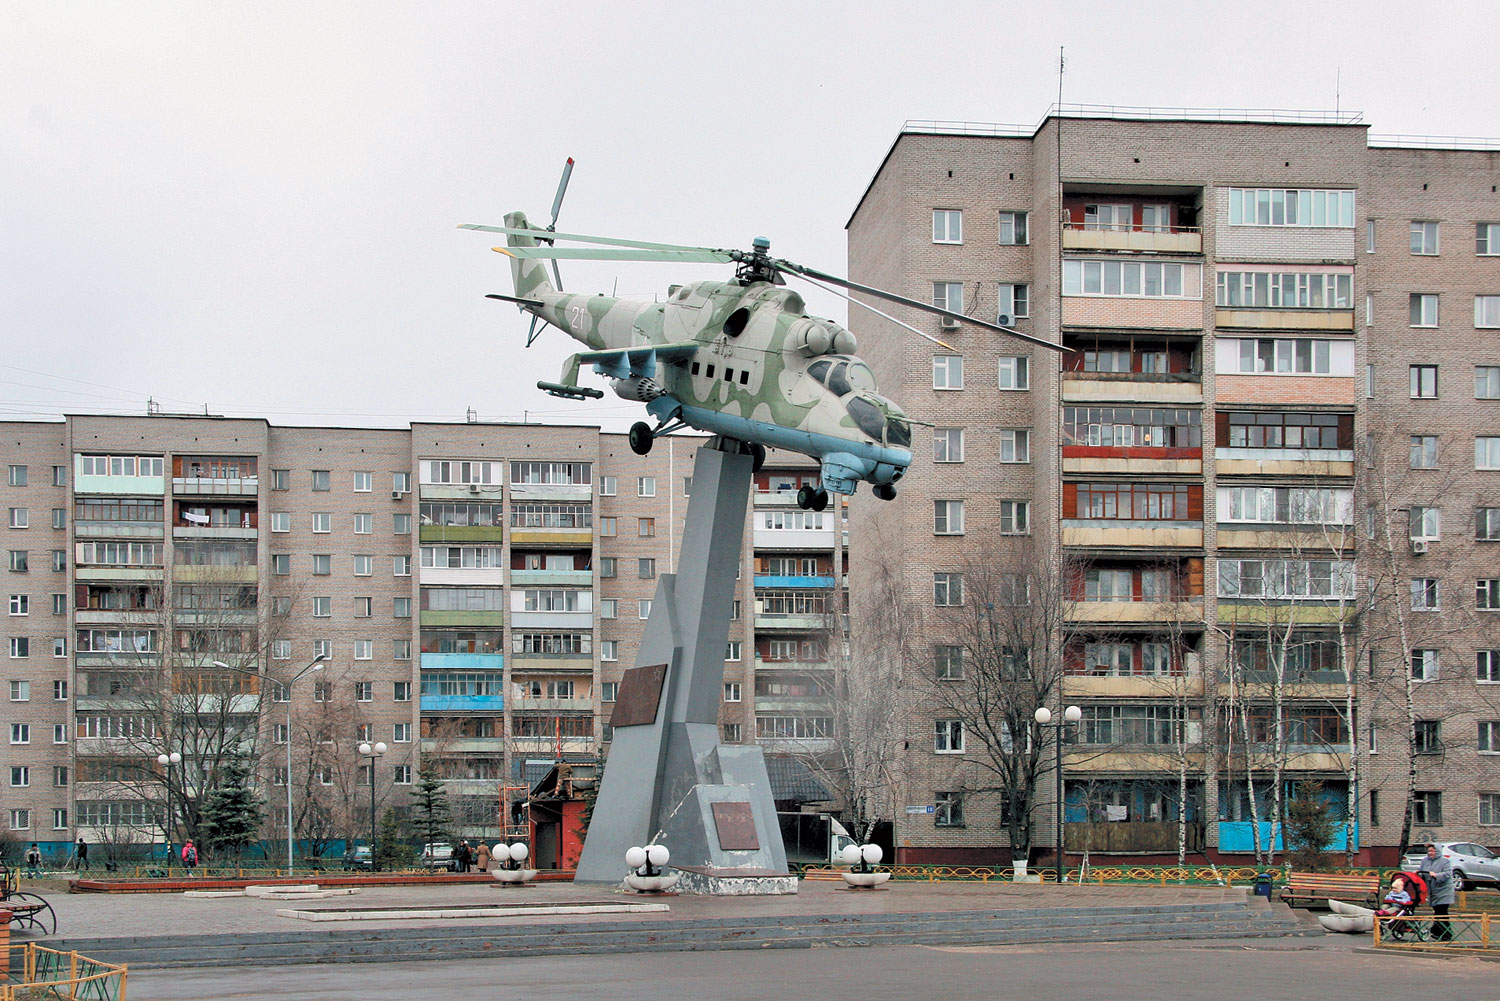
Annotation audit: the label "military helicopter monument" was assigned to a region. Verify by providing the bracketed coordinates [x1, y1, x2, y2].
[463, 165, 1061, 891]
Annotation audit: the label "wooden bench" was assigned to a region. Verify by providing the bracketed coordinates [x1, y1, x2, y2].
[1278, 871, 1381, 908]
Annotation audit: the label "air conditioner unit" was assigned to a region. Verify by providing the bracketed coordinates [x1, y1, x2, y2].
[469, 483, 481, 494]
[1410, 538, 1429, 554]
[997, 313, 1014, 327]
[391, 490, 405, 501]
[940, 317, 960, 331]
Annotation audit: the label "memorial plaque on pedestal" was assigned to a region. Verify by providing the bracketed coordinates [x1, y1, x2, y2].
[611, 663, 668, 727]
[710, 801, 760, 850]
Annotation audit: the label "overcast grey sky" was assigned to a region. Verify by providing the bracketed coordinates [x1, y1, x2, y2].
[3, 1, 1493, 429]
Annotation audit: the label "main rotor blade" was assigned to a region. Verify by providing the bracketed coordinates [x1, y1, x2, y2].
[791, 272, 955, 351]
[494, 245, 734, 264]
[459, 224, 716, 254]
[775, 259, 1065, 352]
[549, 158, 574, 228]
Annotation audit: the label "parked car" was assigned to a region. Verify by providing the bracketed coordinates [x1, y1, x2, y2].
[342, 846, 372, 870]
[1400, 842, 1500, 890]
[420, 842, 457, 871]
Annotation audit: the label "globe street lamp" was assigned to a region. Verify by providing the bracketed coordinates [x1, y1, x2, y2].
[358, 741, 387, 870]
[155, 750, 182, 869]
[214, 653, 327, 875]
[1034, 705, 1082, 885]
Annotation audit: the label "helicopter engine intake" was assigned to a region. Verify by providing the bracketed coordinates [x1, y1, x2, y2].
[612, 377, 667, 402]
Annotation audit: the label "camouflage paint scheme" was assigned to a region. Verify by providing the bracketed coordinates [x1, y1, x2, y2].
[495, 212, 912, 497]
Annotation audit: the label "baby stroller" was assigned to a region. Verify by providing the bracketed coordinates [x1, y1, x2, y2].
[1379, 872, 1428, 941]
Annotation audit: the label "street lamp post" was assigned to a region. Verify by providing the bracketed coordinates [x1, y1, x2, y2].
[155, 750, 182, 869]
[1034, 705, 1082, 885]
[215, 653, 326, 875]
[358, 741, 387, 870]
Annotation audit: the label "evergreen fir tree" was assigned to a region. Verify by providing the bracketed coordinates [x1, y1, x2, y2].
[197, 756, 265, 863]
[375, 808, 413, 869]
[411, 765, 454, 849]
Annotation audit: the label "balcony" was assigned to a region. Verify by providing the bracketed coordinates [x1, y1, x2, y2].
[753, 658, 831, 673]
[419, 566, 505, 587]
[418, 483, 504, 502]
[419, 609, 505, 628]
[510, 481, 590, 503]
[753, 575, 836, 589]
[754, 613, 833, 632]
[1061, 521, 1203, 549]
[1062, 297, 1203, 330]
[1216, 526, 1353, 550]
[74, 520, 165, 539]
[510, 654, 593, 673]
[172, 564, 257, 583]
[419, 694, 504, 713]
[419, 524, 505, 543]
[1215, 446, 1355, 478]
[1060, 373, 1202, 405]
[1062, 449, 1201, 476]
[75, 609, 160, 626]
[511, 696, 591, 712]
[752, 525, 838, 550]
[75, 472, 166, 496]
[1064, 673, 1204, 699]
[74, 566, 164, 582]
[753, 491, 802, 508]
[1217, 819, 1355, 854]
[173, 525, 257, 541]
[510, 527, 593, 547]
[1065, 600, 1203, 624]
[1062, 224, 1202, 255]
[1215, 307, 1354, 331]
[511, 569, 593, 588]
[419, 651, 505, 670]
[172, 475, 258, 497]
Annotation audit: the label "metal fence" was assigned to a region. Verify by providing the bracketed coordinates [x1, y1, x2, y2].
[1373, 912, 1500, 954]
[0, 943, 128, 1000]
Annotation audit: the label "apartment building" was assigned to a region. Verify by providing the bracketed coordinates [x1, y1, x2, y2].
[847, 109, 1500, 865]
[0, 415, 843, 859]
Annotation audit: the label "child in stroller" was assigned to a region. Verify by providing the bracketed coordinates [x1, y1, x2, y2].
[1378, 872, 1427, 940]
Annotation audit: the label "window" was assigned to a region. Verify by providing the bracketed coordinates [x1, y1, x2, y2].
[309, 554, 331, 575]
[720, 723, 740, 743]
[1226, 187, 1355, 227]
[1480, 580, 1500, 610]
[932, 281, 962, 313]
[393, 597, 411, 619]
[998, 211, 1028, 245]
[1063, 259, 1201, 298]
[270, 512, 291, 532]
[1480, 721, 1500, 753]
[638, 517, 655, 538]
[393, 555, 411, 576]
[600, 640, 618, 662]
[638, 558, 656, 579]
[1084, 203, 1132, 231]
[11, 723, 29, 744]
[996, 283, 1029, 320]
[934, 572, 963, 606]
[1482, 793, 1500, 826]
[1411, 648, 1439, 681]
[10, 766, 29, 787]
[600, 598, 617, 619]
[997, 356, 1029, 390]
[1411, 365, 1438, 398]
[390, 765, 410, 785]
[313, 639, 333, 659]
[1367, 220, 1376, 253]
[313, 681, 331, 702]
[932, 209, 962, 244]
[355, 596, 373, 618]
[935, 645, 963, 681]
[53, 680, 66, 701]
[1228, 338, 1336, 375]
[51, 638, 64, 658]
[1412, 791, 1442, 825]
[1483, 650, 1500, 683]
[1411, 220, 1440, 255]
[394, 681, 411, 701]
[933, 500, 964, 535]
[270, 469, 290, 490]
[271, 554, 290, 575]
[999, 500, 1029, 535]
[10, 810, 29, 831]
[1479, 367, 1500, 400]
[1410, 293, 1439, 327]
[1411, 578, 1441, 610]
[354, 641, 373, 661]
[638, 599, 652, 619]
[7, 466, 25, 487]
[935, 791, 965, 827]
[10, 637, 29, 658]
[1409, 506, 1441, 540]
[391, 722, 411, 743]
[599, 517, 616, 537]
[353, 513, 373, 535]
[932, 356, 964, 390]
[393, 513, 411, 534]
[51, 593, 63, 615]
[683, 477, 692, 496]
[8, 508, 27, 529]
[51, 465, 64, 487]
[1410, 436, 1438, 469]
[271, 682, 289, 702]
[637, 476, 656, 497]
[310, 512, 331, 534]
[1478, 438, 1500, 470]
[724, 682, 741, 703]
[9, 551, 27, 572]
[598, 475, 616, 496]
[1477, 296, 1500, 329]
[1415, 720, 1442, 754]
[935, 719, 964, 753]
[999, 429, 1030, 463]
[50, 550, 64, 572]
[7, 594, 25, 616]
[598, 557, 616, 579]
[312, 596, 332, 617]
[354, 680, 372, 701]
[311, 470, 331, 491]
[354, 471, 373, 492]
[394, 639, 411, 659]
[8, 679, 27, 701]
[1477, 222, 1500, 255]
[271, 639, 290, 660]
[933, 428, 964, 463]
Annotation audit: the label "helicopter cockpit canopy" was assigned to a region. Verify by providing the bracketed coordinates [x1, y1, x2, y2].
[806, 356, 878, 398]
[845, 394, 912, 449]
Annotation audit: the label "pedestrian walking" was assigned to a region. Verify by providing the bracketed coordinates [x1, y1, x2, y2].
[75, 835, 89, 871]
[475, 842, 491, 873]
[456, 840, 472, 873]
[24, 843, 42, 878]
[181, 839, 198, 874]
[1418, 843, 1455, 941]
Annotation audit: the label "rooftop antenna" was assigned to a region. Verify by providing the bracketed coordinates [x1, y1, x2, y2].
[1335, 67, 1341, 116]
[466, 407, 478, 423]
[147, 398, 160, 416]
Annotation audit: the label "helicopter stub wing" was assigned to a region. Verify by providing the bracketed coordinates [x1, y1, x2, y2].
[577, 341, 699, 380]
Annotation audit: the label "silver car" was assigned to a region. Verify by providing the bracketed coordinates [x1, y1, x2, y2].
[1400, 842, 1500, 890]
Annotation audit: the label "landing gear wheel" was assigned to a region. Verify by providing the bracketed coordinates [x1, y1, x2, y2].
[749, 442, 766, 473]
[873, 484, 897, 501]
[629, 421, 654, 456]
[796, 485, 815, 510]
[811, 488, 829, 512]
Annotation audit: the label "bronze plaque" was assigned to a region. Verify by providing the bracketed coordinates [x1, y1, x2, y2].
[710, 802, 760, 851]
[610, 663, 668, 727]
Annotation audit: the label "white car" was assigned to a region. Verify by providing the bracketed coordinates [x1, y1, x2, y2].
[1400, 842, 1500, 890]
[420, 842, 457, 871]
